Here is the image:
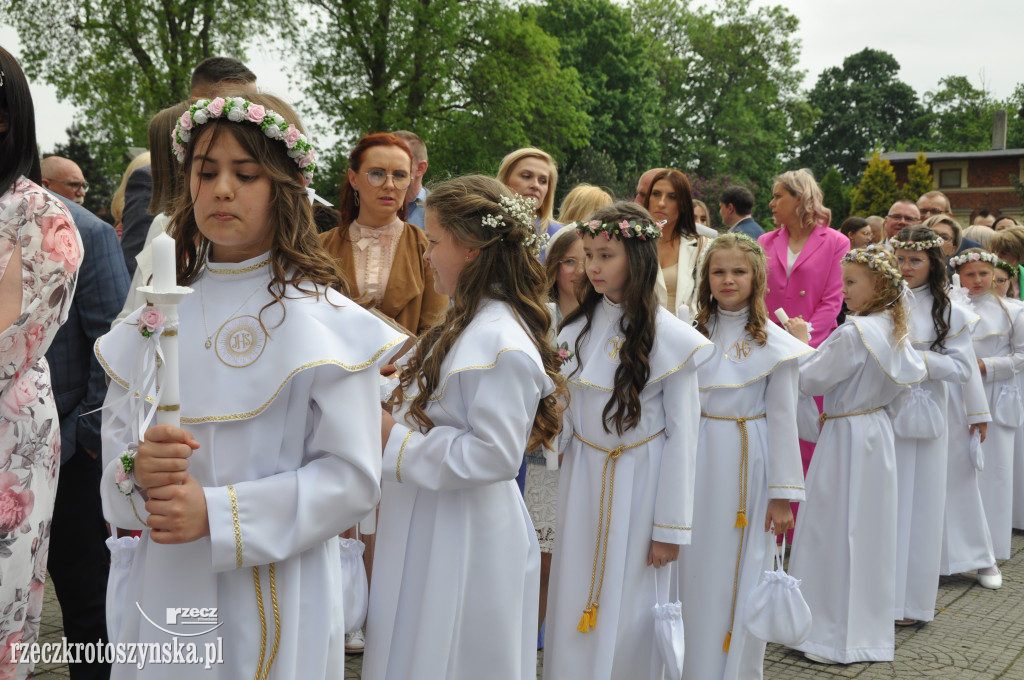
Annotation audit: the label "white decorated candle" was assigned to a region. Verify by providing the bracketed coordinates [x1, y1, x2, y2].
[151, 232, 177, 292]
[952, 273, 961, 289]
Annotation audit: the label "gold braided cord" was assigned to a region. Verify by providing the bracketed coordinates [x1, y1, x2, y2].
[701, 413, 766, 651]
[259, 563, 281, 680]
[228, 485, 243, 568]
[572, 428, 666, 633]
[819, 405, 883, 425]
[253, 566, 267, 680]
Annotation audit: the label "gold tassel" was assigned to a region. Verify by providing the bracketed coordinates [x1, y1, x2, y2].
[578, 608, 591, 634]
[588, 603, 598, 629]
[723, 631, 732, 652]
[734, 511, 748, 528]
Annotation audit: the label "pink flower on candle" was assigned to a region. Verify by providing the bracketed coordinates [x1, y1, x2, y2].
[139, 307, 166, 339]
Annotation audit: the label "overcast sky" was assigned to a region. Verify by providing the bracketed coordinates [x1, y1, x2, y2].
[2, 0, 1022, 152]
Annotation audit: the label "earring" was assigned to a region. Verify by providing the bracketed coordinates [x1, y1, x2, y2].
[354, 190, 360, 206]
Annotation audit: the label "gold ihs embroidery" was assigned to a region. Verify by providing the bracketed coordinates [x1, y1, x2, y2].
[607, 336, 624, 361]
[727, 339, 751, 362]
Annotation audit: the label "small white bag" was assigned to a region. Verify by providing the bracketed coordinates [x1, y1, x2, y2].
[652, 563, 684, 680]
[795, 394, 820, 443]
[744, 533, 812, 647]
[892, 384, 945, 439]
[105, 535, 140, 643]
[970, 428, 984, 471]
[338, 537, 368, 634]
[993, 383, 1024, 428]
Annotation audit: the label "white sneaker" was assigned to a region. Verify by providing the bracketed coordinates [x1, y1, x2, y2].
[804, 652, 838, 665]
[977, 565, 1002, 590]
[345, 628, 365, 653]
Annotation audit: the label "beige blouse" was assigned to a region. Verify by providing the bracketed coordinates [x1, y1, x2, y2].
[347, 217, 405, 308]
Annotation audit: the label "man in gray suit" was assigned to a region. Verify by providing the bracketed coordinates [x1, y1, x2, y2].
[719, 185, 764, 239]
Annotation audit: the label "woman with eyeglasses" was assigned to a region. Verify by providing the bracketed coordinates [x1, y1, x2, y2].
[321, 133, 448, 335]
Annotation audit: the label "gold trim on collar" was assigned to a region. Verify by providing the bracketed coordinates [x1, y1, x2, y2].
[206, 258, 272, 275]
[98, 336, 405, 423]
[570, 341, 713, 392]
[401, 346, 527, 402]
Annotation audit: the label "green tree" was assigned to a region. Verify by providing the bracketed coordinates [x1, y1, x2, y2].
[819, 166, 849, 226]
[798, 49, 922, 182]
[7, 0, 289, 177]
[299, 0, 589, 183]
[532, 0, 661, 191]
[850, 152, 899, 217]
[909, 76, 997, 151]
[631, 0, 810, 190]
[902, 151, 932, 202]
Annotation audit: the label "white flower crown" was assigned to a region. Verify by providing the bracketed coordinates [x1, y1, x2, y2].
[172, 97, 316, 186]
[481, 194, 547, 257]
[890, 237, 944, 251]
[842, 248, 904, 287]
[571, 218, 664, 241]
[949, 250, 999, 270]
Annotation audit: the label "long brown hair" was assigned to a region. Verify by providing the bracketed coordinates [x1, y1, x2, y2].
[339, 133, 413, 226]
[563, 202, 661, 435]
[894, 224, 950, 351]
[169, 93, 349, 323]
[694, 234, 769, 346]
[643, 169, 697, 240]
[390, 175, 564, 452]
[544, 227, 581, 303]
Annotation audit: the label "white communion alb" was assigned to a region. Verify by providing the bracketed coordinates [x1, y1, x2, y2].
[98, 253, 404, 679]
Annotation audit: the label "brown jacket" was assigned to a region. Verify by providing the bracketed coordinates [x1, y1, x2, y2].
[320, 221, 448, 334]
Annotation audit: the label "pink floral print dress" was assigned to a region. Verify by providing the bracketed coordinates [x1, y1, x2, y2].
[0, 177, 81, 677]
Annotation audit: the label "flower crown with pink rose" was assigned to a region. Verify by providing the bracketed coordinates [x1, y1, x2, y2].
[172, 97, 316, 186]
[949, 250, 999, 270]
[570, 218, 664, 241]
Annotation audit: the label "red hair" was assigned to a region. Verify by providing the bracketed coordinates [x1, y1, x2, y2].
[339, 132, 413, 226]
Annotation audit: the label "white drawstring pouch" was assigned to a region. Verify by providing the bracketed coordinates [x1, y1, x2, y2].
[993, 382, 1024, 428]
[338, 537, 368, 634]
[970, 428, 984, 471]
[796, 394, 820, 443]
[744, 533, 812, 646]
[892, 384, 944, 439]
[652, 562, 685, 679]
[105, 535, 140, 643]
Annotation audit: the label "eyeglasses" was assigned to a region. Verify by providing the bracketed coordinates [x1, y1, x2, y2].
[994, 277, 1010, 285]
[886, 213, 920, 224]
[934, 233, 952, 242]
[559, 257, 582, 270]
[364, 169, 410, 189]
[58, 179, 90, 193]
[919, 208, 945, 217]
[896, 255, 928, 269]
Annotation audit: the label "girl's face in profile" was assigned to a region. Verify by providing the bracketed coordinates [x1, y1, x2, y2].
[841, 263, 876, 313]
[895, 248, 930, 289]
[190, 129, 273, 263]
[849, 225, 874, 249]
[582, 233, 629, 304]
[707, 248, 753, 312]
[958, 261, 993, 296]
[422, 208, 476, 297]
[993, 270, 1011, 297]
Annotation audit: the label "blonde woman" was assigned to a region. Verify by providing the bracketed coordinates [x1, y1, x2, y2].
[557, 183, 612, 225]
[498, 147, 561, 237]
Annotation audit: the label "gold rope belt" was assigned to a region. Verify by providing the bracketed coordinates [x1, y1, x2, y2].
[253, 563, 280, 680]
[572, 428, 666, 633]
[701, 412, 766, 652]
[819, 405, 883, 425]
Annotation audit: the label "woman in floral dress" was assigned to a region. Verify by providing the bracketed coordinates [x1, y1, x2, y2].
[0, 46, 82, 678]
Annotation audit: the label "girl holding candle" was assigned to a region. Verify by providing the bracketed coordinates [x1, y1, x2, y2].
[97, 94, 403, 678]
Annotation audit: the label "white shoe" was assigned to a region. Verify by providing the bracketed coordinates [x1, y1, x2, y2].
[977, 566, 1002, 590]
[345, 628, 365, 653]
[804, 652, 838, 665]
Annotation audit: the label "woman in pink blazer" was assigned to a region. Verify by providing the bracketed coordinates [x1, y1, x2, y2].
[758, 170, 848, 511]
[759, 169, 848, 348]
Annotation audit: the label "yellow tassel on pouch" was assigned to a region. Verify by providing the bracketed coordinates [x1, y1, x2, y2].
[734, 510, 748, 528]
[723, 631, 732, 652]
[588, 603, 598, 629]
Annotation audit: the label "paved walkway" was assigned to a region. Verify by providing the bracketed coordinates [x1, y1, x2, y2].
[31, 532, 1024, 678]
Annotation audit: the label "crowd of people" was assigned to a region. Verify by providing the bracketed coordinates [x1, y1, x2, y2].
[2, 45, 1024, 680]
